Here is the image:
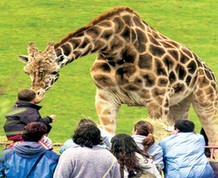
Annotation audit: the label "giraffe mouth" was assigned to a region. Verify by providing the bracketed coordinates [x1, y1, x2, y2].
[34, 93, 45, 104]
[38, 91, 45, 97]
[32, 89, 45, 103]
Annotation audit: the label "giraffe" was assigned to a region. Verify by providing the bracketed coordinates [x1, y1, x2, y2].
[19, 7, 218, 154]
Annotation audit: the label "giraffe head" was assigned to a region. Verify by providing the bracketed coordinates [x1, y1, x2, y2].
[19, 42, 60, 101]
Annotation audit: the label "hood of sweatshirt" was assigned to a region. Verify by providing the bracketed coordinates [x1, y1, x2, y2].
[13, 142, 47, 158]
[15, 100, 42, 110]
[132, 135, 146, 150]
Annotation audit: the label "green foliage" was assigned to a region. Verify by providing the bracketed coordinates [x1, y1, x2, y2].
[0, 0, 217, 143]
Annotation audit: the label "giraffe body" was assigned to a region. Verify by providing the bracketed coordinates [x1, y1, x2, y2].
[19, 7, 218, 153]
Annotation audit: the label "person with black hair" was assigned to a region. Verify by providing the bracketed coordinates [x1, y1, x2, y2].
[0, 122, 59, 178]
[54, 124, 120, 178]
[59, 118, 113, 154]
[110, 134, 161, 178]
[158, 120, 214, 178]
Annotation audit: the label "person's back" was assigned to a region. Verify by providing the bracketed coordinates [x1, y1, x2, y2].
[132, 120, 164, 171]
[4, 89, 55, 144]
[59, 118, 113, 154]
[158, 120, 214, 178]
[0, 145, 59, 178]
[0, 122, 59, 178]
[57, 146, 118, 178]
[54, 124, 120, 178]
[110, 134, 161, 178]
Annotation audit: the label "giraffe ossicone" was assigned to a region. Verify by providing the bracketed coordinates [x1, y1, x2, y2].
[19, 7, 218, 157]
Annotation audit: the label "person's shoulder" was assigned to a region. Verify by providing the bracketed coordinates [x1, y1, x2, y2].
[0, 149, 14, 161]
[135, 152, 143, 158]
[158, 134, 178, 148]
[194, 132, 203, 137]
[84, 145, 113, 156]
[159, 134, 175, 142]
[44, 150, 59, 160]
[99, 128, 114, 137]
[149, 143, 162, 151]
[17, 101, 41, 110]
[135, 152, 154, 168]
[62, 146, 81, 154]
[63, 139, 76, 146]
[192, 132, 205, 141]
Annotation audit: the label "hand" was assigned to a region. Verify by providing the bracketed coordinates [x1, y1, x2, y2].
[49, 115, 56, 122]
[165, 126, 176, 134]
[165, 126, 174, 132]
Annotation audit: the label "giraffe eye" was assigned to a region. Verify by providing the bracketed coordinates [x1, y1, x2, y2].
[25, 71, 30, 75]
[39, 72, 44, 77]
[51, 71, 58, 75]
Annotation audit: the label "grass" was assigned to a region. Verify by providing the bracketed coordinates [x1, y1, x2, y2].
[0, 0, 218, 143]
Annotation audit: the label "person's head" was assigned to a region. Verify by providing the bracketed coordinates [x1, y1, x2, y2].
[133, 120, 155, 151]
[73, 124, 101, 148]
[174, 120, 195, 132]
[110, 134, 150, 177]
[18, 89, 36, 102]
[77, 118, 97, 127]
[22, 122, 47, 142]
[133, 120, 154, 135]
[111, 134, 142, 155]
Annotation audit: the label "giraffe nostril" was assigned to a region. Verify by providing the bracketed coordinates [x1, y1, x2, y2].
[37, 91, 45, 98]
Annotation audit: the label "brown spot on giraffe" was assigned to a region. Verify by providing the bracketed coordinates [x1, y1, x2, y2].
[19, 7, 218, 158]
[138, 54, 153, 69]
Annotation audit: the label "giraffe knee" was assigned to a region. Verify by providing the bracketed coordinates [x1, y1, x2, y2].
[147, 103, 169, 119]
[99, 116, 116, 134]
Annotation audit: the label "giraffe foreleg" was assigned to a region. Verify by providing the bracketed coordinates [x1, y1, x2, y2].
[168, 96, 191, 122]
[146, 92, 170, 123]
[192, 92, 218, 160]
[95, 89, 121, 134]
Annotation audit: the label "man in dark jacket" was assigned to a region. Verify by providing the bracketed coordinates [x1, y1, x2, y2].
[3, 89, 55, 142]
[0, 122, 59, 178]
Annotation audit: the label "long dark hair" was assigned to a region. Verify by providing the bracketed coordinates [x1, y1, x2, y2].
[110, 134, 151, 178]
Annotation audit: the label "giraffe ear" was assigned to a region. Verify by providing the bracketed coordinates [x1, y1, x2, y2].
[18, 55, 29, 64]
[45, 42, 55, 53]
[28, 41, 39, 57]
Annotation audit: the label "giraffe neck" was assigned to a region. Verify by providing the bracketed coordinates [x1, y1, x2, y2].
[53, 9, 142, 68]
[54, 29, 109, 67]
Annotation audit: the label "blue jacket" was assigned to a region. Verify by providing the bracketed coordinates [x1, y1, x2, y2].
[0, 142, 59, 178]
[158, 132, 214, 178]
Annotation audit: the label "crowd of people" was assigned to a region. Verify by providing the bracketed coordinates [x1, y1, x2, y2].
[0, 88, 215, 178]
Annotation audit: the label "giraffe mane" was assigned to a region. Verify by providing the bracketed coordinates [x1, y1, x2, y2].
[54, 6, 140, 49]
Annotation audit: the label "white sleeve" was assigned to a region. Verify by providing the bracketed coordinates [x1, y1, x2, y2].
[99, 128, 114, 148]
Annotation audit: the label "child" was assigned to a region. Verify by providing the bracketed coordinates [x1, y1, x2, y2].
[132, 120, 164, 172]
[3, 88, 55, 148]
